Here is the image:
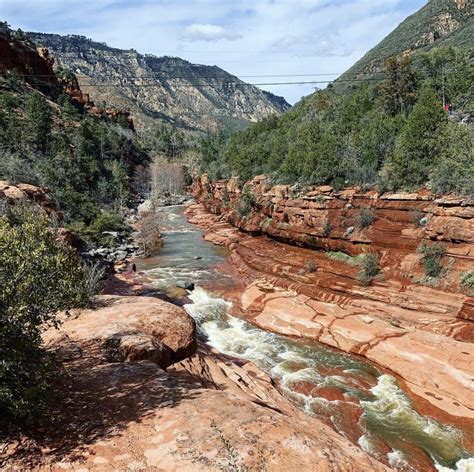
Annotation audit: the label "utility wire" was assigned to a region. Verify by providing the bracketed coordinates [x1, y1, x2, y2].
[1, 72, 385, 87]
[1, 79, 384, 88]
[1, 72, 365, 78]
[75, 78, 382, 87]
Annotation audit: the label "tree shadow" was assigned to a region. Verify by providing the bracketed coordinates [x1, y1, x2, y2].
[1, 358, 204, 469]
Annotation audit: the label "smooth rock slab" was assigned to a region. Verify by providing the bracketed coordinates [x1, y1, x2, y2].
[44, 295, 197, 369]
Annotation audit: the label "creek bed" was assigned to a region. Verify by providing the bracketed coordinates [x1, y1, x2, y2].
[137, 204, 474, 472]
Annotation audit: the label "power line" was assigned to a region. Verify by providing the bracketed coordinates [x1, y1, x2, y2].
[1, 72, 385, 87]
[2, 79, 383, 88]
[2, 72, 357, 79]
[31, 49, 369, 56]
[77, 79, 381, 87]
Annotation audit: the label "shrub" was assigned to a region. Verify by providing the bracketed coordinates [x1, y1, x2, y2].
[322, 219, 332, 237]
[357, 207, 376, 229]
[357, 253, 380, 286]
[411, 210, 426, 227]
[135, 207, 163, 256]
[235, 188, 256, 217]
[305, 260, 317, 273]
[460, 272, 474, 291]
[0, 208, 95, 431]
[327, 251, 364, 266]
[89, 211, 127, 235]
[417, 241, 446, 278]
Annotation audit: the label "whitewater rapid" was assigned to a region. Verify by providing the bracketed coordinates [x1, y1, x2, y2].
[184, 287, 474, 472]
[140, 205, 474, 472]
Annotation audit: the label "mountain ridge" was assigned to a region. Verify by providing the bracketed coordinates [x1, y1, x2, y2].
[27, 32, 290, 132]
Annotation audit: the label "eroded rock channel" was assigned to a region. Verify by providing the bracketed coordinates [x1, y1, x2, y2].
[137, 204, 474, 472]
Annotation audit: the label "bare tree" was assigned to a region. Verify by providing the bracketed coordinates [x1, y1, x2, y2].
[149, 155, 185, 205]
[135, 208, 163, 256]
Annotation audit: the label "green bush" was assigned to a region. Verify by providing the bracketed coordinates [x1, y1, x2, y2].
[417, 241, 446, 278]
[327, 251, 364, 266]
[411, 210, 426, 227]
[322, 219, 332, 237]
[235, 188, 256, 217]
[460, 272, 474, 291]
[430, 122, 474, 196]
[357, 253, 381, 286]
[305, 260, 317, 273]
[357, 207, 376, 229]
[0, 208, 94, 431]
[89, 211, 127, 235]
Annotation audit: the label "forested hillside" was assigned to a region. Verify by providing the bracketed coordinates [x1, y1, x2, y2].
[197, 2, 473, 195]
[0, 24, 148, 227]
[337, 0, 473, 90]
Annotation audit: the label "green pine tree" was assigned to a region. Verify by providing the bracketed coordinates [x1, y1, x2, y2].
[383, 86, 448, 190]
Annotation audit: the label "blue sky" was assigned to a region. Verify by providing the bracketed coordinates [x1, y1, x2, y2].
[1, 0, 426, 103]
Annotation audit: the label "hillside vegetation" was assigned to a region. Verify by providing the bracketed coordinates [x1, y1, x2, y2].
[199, 48, 473, 195]
[196, 0, 473, 194]
[337, 0, 473, 89]
[0, 26, 151, 225]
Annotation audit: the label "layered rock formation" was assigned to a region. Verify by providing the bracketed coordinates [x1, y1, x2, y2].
[2, 286, 390, 470]
[187, 175, 474, 430]
[27, 33, 290, 132]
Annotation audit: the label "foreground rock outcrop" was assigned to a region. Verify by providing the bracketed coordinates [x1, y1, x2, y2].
[0, 181, 63, 221]
[187, 175, 474, 434]
[2, 293, 390, 471]
[44, 295, 197, 369]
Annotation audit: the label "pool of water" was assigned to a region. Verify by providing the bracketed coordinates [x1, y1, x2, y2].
[137, 205, 474, 472]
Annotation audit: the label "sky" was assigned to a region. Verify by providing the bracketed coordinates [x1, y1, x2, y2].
[1, 0, 426, 104]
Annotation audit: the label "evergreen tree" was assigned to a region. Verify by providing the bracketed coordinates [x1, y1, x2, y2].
[379, 56, 418, 116]
[25, 91, 52, 154]
[383, 86, 447, 190]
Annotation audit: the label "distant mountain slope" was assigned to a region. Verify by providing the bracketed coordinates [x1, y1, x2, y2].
[28, 32, 290, 132]
[338, 0, 473, 84]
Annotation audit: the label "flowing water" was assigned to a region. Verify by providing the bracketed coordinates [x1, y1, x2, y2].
[137, 205, 474, 472]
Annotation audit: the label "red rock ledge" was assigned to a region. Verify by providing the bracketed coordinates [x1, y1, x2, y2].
[186, 174, 474, 429]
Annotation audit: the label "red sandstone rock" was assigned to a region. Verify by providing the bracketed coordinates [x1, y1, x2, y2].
[4, 296, 390, 471]
[44, 295, 197, 369]
[0, 180, 63, 221]
[184, 191, 474, 436]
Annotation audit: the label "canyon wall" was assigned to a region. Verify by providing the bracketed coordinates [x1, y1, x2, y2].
[195, 174, 474, 309]
[188, 174, 474, 428]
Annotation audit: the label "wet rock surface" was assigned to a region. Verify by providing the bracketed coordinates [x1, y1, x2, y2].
[185, 177, 474, 430]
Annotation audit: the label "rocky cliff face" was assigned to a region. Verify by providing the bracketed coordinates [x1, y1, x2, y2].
[337, 0, 473, 85]
[196, 174, 474, 298]
[27, 33, 290, 132]
[0, 28, 134, 128]
[0, 29, 59, 94]
[188, 175, 474, 433]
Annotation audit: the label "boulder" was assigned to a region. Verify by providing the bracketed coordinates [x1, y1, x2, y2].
[44, 295, 197, 369]
[177, 281, 195, 291]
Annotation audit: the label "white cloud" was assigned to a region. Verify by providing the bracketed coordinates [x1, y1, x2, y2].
[182, 23, 242, 42]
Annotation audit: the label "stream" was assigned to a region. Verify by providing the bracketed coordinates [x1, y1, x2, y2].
[137, 205, 474, 472]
